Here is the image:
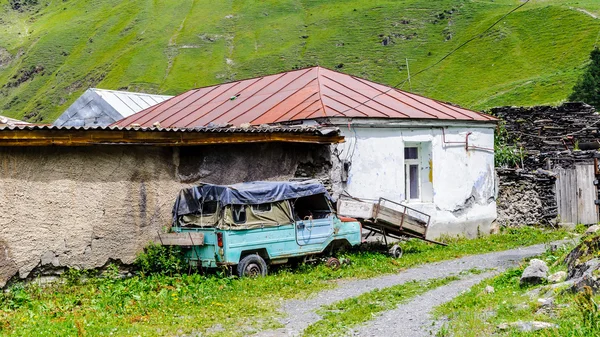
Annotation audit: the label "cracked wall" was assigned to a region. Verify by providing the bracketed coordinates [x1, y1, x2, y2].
[0, 143, 330, 287]
[333, 125, 497, 239]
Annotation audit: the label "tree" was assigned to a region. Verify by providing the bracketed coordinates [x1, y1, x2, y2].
[569, 48, 600, 109]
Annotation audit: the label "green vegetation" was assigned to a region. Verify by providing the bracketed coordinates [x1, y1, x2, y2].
[569, 48, 600, 110]
[134, 243, 186, 276]
[0, 227, 572, 336]
[303, 276, 460, 337]
[0, 0, 599, 122]
[495, 121, 523, 168]
[434, 241, 600, 337]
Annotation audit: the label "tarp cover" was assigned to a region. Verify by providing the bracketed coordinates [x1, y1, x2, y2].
[173, 180, 330, 220]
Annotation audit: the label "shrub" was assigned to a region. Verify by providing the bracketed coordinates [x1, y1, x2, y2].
[9, 0, 38, 11]
[134, 243, 186, 276]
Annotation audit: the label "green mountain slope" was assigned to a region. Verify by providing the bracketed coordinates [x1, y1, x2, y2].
[0, 0, 598, 122]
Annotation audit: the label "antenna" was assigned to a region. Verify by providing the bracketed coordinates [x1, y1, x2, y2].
[405, 58, 416, 91]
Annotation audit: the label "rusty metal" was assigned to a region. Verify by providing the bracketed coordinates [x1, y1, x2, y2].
[114, 66, 497, 128]
[0, 125, 343, 146]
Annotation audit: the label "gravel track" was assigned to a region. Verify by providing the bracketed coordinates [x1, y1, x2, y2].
[349, 271, 499, 337]
[254, 241, 568, 337]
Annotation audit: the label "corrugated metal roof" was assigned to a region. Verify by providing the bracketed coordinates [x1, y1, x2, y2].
[0, 124, 342, 146]
[0, 124, 336, 134]
[114, 66, 496, 128]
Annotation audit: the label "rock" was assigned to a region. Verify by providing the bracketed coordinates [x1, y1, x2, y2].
[537, 297, 554, 307]
[586, 225, 600, 235]
[548, 271, 567, 283]
[520, 259, 549, 286]
[497, 321, 558, 332]
[567, 258, 600, 292]
[483, 285, 495, 294]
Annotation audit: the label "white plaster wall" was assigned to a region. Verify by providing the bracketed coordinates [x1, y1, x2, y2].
[336, 125, 496, 239]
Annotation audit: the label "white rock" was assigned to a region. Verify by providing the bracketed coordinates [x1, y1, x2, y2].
[548, 271, 567, 284]
[483, 285, 495, 294]
[586, 225, 600, 235]
[497, 321, 558, 332]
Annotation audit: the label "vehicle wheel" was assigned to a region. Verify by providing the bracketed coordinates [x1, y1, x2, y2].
[326, 257, 341, 270]
[237, 254, 268, 278]
[389, 244, 403, 259]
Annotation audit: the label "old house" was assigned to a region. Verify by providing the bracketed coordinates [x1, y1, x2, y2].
[0, 124, 340, 287]
[115, 66, 498, 239]
[53, 88, 172, 127]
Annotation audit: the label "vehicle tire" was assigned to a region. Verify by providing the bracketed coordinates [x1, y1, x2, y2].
[326, 257, 341, 270]
[389, 244, 403, 259]
[237, 254, 268, 278]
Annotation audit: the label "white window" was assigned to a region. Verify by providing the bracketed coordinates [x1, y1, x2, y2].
[404, 146, 420, 200]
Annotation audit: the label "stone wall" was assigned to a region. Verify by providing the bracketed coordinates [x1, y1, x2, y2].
[495, 169, 558, 227]
[491, 102, 600, 157]
[0, 143, 331, 287]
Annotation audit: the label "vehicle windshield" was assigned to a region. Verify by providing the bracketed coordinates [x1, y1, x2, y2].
[293, 194, 332, 220]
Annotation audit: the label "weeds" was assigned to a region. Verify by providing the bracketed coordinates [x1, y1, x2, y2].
[0, 227, 573, 336]
[134, 243, 186, 276]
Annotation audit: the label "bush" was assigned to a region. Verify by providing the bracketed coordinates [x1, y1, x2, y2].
[134, 243, 186, 276]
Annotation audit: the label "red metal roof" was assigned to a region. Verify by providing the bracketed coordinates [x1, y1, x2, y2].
[114, 67, 496, 128]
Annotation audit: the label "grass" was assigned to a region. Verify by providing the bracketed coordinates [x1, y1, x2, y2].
[303, 275, 461, 337]
[434, 239, 600, 337]
[0, 227, 575, 336]
[0, 0, 599, 122]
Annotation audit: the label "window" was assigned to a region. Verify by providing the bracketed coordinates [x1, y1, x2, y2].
[251, 203, 272, 213]
[232, 205, 246, 224]
[404, 146, 420, 200]
[200, 201, 218, 215]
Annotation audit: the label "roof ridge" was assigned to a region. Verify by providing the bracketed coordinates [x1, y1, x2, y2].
[315, 67, 327, 118]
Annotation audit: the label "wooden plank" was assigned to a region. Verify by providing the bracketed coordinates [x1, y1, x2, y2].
[337, 199, 374, 219]
[577, 164, 598, 225]
[155, 232, 204, 246]
[375, 205, 427, 236]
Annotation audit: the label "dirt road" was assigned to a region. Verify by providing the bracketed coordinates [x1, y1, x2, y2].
[254, 241, 570, 337]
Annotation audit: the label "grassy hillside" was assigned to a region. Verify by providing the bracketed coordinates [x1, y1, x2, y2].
[0, 0, 599, 122]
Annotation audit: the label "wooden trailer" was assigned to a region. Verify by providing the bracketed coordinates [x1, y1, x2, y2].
[337, 197, 447, 247]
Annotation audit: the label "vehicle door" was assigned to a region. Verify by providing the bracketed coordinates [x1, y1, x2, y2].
[294, 194, 334, 246]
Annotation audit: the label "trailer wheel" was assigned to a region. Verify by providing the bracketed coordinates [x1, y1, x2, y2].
[389, 245, 403, 259]
[237, 254, 268, 278]
[326, 257, 341, 270]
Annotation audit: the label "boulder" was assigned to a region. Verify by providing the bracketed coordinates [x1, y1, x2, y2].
[520, 259, 549, 286]
[586, 225, 600, 235]
[497, 321, 558, 332]
[548, 271, 567, 284]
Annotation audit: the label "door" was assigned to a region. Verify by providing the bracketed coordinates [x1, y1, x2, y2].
[295, 216, 334, 246]
[555, 164, 598, 225]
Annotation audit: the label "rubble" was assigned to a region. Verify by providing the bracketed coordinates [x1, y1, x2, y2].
[548, 271, 567, 284]
[497, 321, 558, 332]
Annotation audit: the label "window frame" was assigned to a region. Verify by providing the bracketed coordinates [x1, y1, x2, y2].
[251, 203, 272, 213]
[231, 205, 247, 224]
[404, 145, 421, 201]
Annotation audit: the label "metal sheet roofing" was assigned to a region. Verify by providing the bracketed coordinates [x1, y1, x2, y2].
[0, 124, 342, 146]
[114, 66, 496, 128]
[92, 89, 173, 118]
[54, 88, 173, 127]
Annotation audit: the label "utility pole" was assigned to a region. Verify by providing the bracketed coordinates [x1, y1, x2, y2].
[405, 58, 416, 91]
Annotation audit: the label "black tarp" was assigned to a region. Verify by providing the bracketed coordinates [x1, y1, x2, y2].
[172, 180, 330, 220]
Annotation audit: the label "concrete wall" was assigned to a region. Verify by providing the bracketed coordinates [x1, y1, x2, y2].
[333, 125, 496, 239]
[0, 143, 330, 287]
